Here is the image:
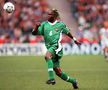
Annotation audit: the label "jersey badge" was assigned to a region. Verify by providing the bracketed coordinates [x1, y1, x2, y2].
[55, 28, 58, 31]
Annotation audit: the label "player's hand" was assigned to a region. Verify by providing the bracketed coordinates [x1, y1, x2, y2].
[74, 40, 81, 46]
[32, 22, 41, 35]
[34, 22, 41, 31]
[35, 22, 41, 27]
[31, 18, 41, 27]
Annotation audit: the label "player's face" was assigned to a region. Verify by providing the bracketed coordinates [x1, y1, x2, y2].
[47, 11, 56, 22]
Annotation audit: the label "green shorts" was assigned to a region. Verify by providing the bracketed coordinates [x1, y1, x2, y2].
[47, 46, 63, 68]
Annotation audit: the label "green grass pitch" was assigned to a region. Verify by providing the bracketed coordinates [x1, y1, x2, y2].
[0, 55, 108, 90]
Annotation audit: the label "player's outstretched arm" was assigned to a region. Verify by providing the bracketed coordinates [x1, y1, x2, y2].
[67, 32, 81, 45]
[32, 22, 41, 35]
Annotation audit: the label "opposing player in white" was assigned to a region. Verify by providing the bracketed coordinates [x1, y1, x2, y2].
[100, 21, 108, 61]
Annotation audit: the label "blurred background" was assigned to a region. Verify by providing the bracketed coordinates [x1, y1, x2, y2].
[0, 0, 108, 55]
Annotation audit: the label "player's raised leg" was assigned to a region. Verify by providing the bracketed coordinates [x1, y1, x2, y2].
[45, 51, 56, 85]
[53, 59, 78, 89]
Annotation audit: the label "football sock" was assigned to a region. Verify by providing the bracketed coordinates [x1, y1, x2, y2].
[46, 60, 54, 80]
[60, 72, 76, 83]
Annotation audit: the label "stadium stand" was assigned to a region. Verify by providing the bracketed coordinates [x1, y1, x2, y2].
[0, 0, 108, 44]
[0, 0, 49, 44]
[0, 0, 72, 44]
[69, 0, 108, 44]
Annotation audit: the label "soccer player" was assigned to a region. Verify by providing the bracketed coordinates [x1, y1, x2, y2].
[32, 9, 81, 89]
[100, 21, 108, 61]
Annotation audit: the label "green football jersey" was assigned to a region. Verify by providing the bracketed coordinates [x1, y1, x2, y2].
[37, 20, 70, 49]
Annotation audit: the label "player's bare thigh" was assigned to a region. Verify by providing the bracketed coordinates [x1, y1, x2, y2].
[45, 51, 53, 60]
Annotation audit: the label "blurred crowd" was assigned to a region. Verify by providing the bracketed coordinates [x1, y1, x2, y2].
[0, 0, 108, 44]
[0, 0, 50, 44]
[69, 0, 108, 44]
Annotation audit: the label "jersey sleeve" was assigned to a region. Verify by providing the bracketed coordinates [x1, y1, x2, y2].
[62, 23, 70, 34]
[37, 22, 45, 35]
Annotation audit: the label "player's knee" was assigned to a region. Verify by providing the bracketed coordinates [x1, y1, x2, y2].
[45, 52, 52, 60]
[54, 68, 62, 76]
[45, 55, 52, 60]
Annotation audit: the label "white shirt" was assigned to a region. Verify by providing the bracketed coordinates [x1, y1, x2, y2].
[100, 28, 108, 47]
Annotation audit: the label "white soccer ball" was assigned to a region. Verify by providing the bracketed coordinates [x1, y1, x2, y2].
[3, 2, 15, 13]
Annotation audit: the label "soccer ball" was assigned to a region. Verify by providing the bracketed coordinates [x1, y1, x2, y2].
[3, 2, 15, 13]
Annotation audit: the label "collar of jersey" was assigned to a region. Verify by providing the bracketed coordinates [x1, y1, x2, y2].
[48, 20, 58, 25]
